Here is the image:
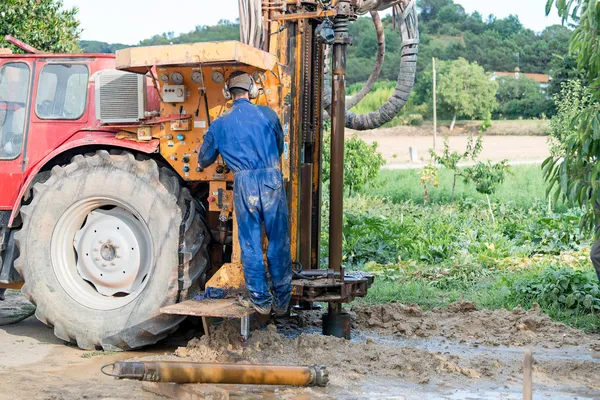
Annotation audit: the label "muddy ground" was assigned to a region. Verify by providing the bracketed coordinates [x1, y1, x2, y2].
[1, 291, 600, 399]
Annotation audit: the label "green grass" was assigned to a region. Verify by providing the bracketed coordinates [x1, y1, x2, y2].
[344, 164, 599, 332]
[368, 165, 553, 210]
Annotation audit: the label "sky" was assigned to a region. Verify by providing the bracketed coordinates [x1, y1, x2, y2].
[61, 0, 564, 45]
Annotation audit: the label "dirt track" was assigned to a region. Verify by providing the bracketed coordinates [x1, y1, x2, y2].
[352, 132, 550, 166]
[2, 292, 600, 399]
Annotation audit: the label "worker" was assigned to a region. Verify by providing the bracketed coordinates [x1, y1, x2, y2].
[198, 71, 292, 316]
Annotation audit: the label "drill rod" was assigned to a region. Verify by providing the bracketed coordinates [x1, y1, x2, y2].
[105, 361, 329, 387]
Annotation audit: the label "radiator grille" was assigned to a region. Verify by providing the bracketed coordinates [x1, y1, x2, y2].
[95, 70, 146, 123]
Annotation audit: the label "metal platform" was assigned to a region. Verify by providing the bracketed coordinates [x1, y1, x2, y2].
[159, 270, 375, 340]
[291, 270, 374, 303]
[160, 298, 255, 319]
[161, 298, 255, 341]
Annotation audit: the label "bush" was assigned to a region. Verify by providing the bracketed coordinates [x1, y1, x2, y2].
[322, 134, 385, 196]
[343, 212, 413, 265]
[512, 267, 600, 313]
[547, 80, 594, 157]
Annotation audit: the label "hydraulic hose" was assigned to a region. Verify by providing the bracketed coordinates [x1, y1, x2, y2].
[329, 10, 386, 115]
[324, 0, 419, 130]
[345, 11, 386, 111]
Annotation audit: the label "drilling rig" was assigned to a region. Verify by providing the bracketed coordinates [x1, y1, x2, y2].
[0, 0, 418, 349]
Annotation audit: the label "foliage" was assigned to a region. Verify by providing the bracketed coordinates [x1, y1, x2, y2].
[139, 20, 239, 46]
[0, 0, 80, 53]
[339, 187, 587, 271]
[547, 53, 582, 102]
[544, 0, 600, 233]
[429, 134, 483, 202]
[512, 267, 600, 313]
[463, 160, 510, 196]
[479, 116, 493, 133]
[547, 80, 594, 157]
[343, 212, 413, 265]
[335, 165, 597, 331]
[419, 164, 439, 203]
[346, 1, 572, 85]
[322, 134, 385, 196]
[547, 0, 600, 88]
[494, 76, 553, 120]
[523, 210, 588, 254]
[436, 58, 498, 126]
[80, 41, 128, 54]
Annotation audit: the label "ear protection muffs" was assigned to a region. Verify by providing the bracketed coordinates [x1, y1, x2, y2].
[222, 73, 260, 100]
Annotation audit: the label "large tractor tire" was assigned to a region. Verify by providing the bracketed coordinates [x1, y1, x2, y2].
[14, 151, 209, 350]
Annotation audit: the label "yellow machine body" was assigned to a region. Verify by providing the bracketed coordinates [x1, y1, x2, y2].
[116, 41, 292, 183]
[115, 39, 294, 291]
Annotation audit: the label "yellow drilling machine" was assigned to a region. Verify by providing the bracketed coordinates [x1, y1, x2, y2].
[0, 0, 418, 349]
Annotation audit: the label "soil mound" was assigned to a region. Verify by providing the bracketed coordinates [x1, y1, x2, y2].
[175, 321, 481, 384]
[353, 300, 600, 348]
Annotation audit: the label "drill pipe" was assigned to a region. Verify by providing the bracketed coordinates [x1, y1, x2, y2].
[106, 361, 329, 387]
[328, 17, 349, 276]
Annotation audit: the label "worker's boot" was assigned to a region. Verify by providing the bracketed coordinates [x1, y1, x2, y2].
[237, 295, 272, 315]
[0, 288, 5, 301]
[272, 304, 288, 317]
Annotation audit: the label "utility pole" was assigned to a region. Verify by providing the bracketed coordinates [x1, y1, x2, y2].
[432, 57, 437, 151]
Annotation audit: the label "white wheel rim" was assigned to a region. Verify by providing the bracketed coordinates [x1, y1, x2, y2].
[51, 197, 154, 310]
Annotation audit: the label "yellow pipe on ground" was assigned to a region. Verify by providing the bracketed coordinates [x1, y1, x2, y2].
[106, 361, 329, 387]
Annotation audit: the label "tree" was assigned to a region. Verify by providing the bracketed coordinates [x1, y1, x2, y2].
[487, 14, 524, 39]
[548, 53, 583, 101]
[430, 134, 483, 203]
[80, 41, 128, 54]
[0, 0, 80, 53]
[437, 58, 498, 130]
[494, 76, 553, 119]
[418, 0, 454, 23]
[464, 160, 510, 223]
[543, 0, 600, 232]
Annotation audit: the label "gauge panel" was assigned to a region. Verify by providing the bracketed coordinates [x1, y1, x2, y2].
[170, 72, 184, 85]
[191, 71, 203, 84]
[211, 71, 224, 84]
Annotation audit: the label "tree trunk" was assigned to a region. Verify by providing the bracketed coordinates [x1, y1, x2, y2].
[423, 185, 430, 204]
[451, 174, 457, 203]
[449, 113, 457, 131]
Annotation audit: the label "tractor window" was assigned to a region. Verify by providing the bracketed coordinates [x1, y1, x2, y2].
[35, 64, 88, 120]
[0, 62, 30, 160]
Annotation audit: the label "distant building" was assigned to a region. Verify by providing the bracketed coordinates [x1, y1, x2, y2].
[491, 67, 551, 89]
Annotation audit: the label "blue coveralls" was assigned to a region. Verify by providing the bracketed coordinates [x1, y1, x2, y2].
[198, 99, 292, 311]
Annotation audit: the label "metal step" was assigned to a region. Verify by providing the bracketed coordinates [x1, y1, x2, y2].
[161, 298, 255, 341]
[160, 298, 255, 319]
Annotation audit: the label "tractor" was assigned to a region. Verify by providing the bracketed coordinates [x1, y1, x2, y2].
[0, 0, 418, 350]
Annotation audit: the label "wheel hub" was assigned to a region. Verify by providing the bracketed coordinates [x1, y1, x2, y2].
[73, 208, 150, 296]
[100, 243, 117, 261]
